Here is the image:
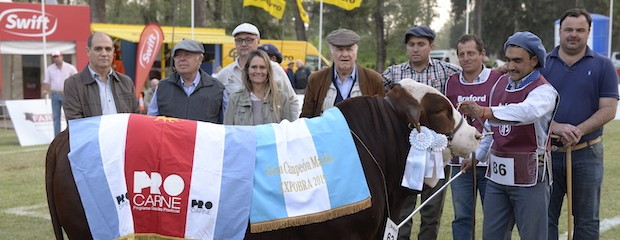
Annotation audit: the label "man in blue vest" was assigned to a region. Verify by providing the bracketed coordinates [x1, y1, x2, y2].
[147, 39, 226, 123]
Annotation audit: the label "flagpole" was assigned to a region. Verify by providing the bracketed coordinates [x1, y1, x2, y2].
[465, 0, 470, 34]
[318, 0, 324, 69]
[608, 0, 613, 58]
[41, 1, 49, 101]
[191, 0, 195, 40]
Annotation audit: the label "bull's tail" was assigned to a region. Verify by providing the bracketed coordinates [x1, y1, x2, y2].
[46, 132, 65, 240]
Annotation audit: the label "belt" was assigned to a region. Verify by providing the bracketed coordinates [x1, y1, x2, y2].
[552, 136, 602, 152]
[51, 91, 63, 94]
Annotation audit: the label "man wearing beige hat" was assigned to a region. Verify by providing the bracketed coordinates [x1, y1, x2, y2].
[217, 23, 299, 117]
[147, 39, 226, 123]
[300, 28, 384, 117]
[43, 51, 77, 136]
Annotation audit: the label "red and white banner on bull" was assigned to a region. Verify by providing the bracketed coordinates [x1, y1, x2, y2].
[68, 114, 255, 239]
[134, 23, 163, 97]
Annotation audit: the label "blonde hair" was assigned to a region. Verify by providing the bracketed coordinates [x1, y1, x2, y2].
[242, 50, 282, 120]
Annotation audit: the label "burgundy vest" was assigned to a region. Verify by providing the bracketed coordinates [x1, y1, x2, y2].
[490, 74, 548, 153]
[446, 70, 503, 132]
[446, 70, 502, 165]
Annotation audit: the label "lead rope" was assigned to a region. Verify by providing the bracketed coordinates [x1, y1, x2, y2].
[350, 129, 391, 218]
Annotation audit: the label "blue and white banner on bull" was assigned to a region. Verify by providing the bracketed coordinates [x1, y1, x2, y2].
[250, 108, 371, 232]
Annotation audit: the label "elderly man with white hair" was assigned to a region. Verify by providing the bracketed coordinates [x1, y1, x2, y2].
[300, 28, 384, 118]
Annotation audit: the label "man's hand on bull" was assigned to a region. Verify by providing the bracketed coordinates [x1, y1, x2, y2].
[459, 101, 487, 119]
[550, 121, 582, 147]
[460, 158, 477, 172]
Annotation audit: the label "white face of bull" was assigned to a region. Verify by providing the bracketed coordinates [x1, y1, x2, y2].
[397, 78, 481, 159]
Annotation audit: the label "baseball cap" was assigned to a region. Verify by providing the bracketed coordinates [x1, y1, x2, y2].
[258, 44, 282, 63]
[232, 23, 260, 38]
[52, 51, 62, 57]
[326, 28, 360, 47]
[171, 39, 205, 57]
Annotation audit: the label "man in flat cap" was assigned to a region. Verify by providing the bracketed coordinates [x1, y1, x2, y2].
[147, 39, 226, 123]
[64, 32, 140, 120]
[459, 31, 558, 239]
[218, 23, 299, 117]
[385, 25, 461, 240]
[300, 28, 384, 117]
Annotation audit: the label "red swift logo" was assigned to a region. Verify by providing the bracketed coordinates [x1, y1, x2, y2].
[138, 29, 161, 68]
[0, 8, 58, 37]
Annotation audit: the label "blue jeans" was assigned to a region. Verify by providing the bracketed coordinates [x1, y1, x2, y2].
[51, 93, 63, 136]
[483, 167, 549, 240]
[450, 166, 487, 240]
[548, 142, 603, 240]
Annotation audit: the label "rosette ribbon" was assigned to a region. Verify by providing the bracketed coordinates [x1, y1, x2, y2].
[401, 126, 448, 191]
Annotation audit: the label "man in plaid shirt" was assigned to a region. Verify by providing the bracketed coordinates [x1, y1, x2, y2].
[383, 25, 461, 240]
[382, 26, 461, 93]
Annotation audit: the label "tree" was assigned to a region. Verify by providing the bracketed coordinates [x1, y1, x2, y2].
[90, 0, 106, 23]
[373, 0, 386, 71]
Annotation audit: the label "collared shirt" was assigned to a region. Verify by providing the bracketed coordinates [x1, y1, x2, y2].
[88, 66, 117, 115]
[44, 61, 78, 92]
[475, 71, 558, 160]
[541, 46, 619, 142]
[333, 65, 357, 100]
[459, 67, 492, 84]
[382, 58, 462, 93]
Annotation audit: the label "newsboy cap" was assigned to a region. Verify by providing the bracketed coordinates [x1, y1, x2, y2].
[503, 31, 547, 68]
[172, 39, 205, 57]
[326, 28, 361, 47]
[404, 25, 436, 43]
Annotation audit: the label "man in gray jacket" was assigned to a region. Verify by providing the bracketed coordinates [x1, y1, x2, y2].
[63, 32, 139, 120]
[147, 39, 226, 123]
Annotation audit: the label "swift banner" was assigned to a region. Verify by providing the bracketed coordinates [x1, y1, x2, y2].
[134, 23, 163, 98]
[250, 108, 371, 232]
[315, 0, 362, 10]
[68, 114, 255, 239]
[243, 0, 286, 19]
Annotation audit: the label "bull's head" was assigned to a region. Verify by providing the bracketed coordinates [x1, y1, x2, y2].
[390, 78, 482, 159]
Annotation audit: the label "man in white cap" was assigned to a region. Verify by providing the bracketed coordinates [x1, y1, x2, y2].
[217, 23, 299, 117]
[147, 39, 226, 123]
[460, 31, 558, 239]
[43, 51, 77, 136]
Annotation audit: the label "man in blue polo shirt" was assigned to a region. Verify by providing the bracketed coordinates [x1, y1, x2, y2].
[541, 8, 619, 239]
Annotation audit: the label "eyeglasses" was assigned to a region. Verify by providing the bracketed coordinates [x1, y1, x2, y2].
[235, 38, 256, 45]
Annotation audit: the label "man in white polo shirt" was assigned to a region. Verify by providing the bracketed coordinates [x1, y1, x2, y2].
[217, 23, 299, 117]
[43, 51, 77, 136]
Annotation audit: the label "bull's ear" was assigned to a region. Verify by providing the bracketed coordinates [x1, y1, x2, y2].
[386, 85, 422, 130]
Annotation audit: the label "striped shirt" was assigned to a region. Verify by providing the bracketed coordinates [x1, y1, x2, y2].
[382, 59, 462, 94]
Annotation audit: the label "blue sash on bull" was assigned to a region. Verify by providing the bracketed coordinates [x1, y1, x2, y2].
[401, 127, 448, 191]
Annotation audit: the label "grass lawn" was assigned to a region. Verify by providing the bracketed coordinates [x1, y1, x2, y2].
[1, 120, 619, 239]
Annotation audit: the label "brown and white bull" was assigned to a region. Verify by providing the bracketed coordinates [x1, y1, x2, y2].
[46, 78, 481, 240]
